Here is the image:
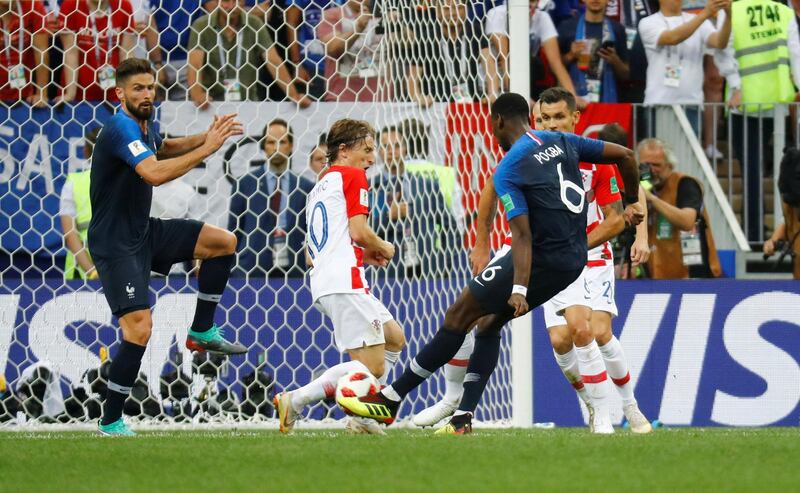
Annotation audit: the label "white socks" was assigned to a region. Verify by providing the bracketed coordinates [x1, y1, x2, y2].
[553, 348, 590, 405]
[442, 332, 474, 403]
[575, 340, 611, 408]
[290, 360, 370, 412]
[599, 336, 636, 407]
[380, 350, 401, 385]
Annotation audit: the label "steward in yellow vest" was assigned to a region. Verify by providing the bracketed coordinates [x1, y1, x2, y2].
[61, 170, 97, 280]
[732, 0, 797, 111]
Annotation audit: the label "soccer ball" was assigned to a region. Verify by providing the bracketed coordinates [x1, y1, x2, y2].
[335, 370, 379, 402]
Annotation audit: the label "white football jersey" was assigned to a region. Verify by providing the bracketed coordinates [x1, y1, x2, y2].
[581, 163, 621, 267]
[306, 165, 371, 301]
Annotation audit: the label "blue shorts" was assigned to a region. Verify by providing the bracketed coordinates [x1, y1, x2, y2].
[467, 251, 583, 318]
[94, 217, 203, 317]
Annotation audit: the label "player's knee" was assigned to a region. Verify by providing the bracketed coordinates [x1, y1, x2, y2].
[123, 313, 152, 345]
[385, 326, 406, 353]
[366, 359, 385, 379]
[571, 319, 593, 347]
[221, 230, 237, 255]
[593, 326, 612, 346]
[443, 303, 471, 333]
[549, 330, 573, 354]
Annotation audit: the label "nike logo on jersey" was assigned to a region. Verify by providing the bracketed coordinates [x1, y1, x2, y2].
[533, 145, 565, 164]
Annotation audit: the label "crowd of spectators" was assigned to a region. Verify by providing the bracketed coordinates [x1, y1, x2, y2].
[2, 0, 793, 108]
[2, 0, 798, 119]
[4, 0, 800, 279]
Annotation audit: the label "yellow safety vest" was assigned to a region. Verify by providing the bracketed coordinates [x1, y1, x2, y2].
[732, 0, 796, 112]
[405, 161, 457, 211]
[63, 170, 93, 280]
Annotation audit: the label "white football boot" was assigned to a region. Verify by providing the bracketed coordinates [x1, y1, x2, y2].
[345, 417, 387, 435]
[584, 400, 596, 432]
[411, 400, 458, 427]
[592, 405, 615, 434]
[623, 403, 653, 434]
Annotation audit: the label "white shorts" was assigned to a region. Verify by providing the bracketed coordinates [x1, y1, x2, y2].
[315, 293, 394, 352]
[543, 264, 618, 328]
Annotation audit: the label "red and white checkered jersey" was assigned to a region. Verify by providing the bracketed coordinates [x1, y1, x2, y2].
[306, 165, 370, 301]
[581, 163, 622, 267]
[500, 163, 622, 267]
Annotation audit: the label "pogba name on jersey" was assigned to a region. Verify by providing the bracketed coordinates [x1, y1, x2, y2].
[533, 145, 565, 164]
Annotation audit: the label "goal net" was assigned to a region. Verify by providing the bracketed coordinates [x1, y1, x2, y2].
[0, 0, 516, 429]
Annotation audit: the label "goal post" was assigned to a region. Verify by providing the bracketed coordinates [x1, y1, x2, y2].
[0, 0, 536, 429]
[507, 0, 534, 428]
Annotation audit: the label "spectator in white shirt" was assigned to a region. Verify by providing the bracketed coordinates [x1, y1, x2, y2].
[484, 0, 582, 106]
[638, 0, 731, 113]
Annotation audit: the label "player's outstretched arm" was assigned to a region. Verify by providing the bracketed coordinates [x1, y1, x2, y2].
[348, 214, 395, 262]
[599, 142, 639, 199]
[588, 200, 625, 249]
[471, 179, 498, 275]
[157, 114, 237, 159]
[136, 114, 243, 186]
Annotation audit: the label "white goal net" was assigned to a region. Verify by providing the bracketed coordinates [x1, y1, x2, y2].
[0, 0, 517, 428]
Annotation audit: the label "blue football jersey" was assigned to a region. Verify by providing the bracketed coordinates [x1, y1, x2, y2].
[493, 130, 605, 271]
[88, 110, 162, 258]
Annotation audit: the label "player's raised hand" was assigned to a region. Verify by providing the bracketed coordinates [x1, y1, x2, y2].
[469, 245, 491, 276]
[623, 202, 645, 226]
[204, 113, 244, 153]
[508, 293, 529, 318]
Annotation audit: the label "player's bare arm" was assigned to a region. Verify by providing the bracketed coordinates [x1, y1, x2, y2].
[135, 114, 243, 186]
[349, 214, 395, 261]
[597, 142, 643, 225]
[587, 200, 625, 249]
[156, 114, 238, 159]
[470, 179, 498, 274]
[631, 187, 650, 265]
[598, 142, 639, 198]
[507, 214, 532, 317]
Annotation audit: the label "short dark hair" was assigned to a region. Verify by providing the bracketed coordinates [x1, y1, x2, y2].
[84, 126, 101, 159]
[115, 58, 155, 86]
[379, 125, 400, 145]
[399, 118, 429, 158]
[490, 93, 530, 123]
[598, 123, 628, 147]
[262, 118, 294, 144]
[326, 119, 376, 163]
[538, 87, 576, 112]
[318, 132, 328, 146]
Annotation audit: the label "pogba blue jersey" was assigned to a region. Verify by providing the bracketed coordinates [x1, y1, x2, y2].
[493, 130, 605, 271]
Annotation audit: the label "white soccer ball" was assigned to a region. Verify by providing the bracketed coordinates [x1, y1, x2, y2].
[336, 370, 380, 402]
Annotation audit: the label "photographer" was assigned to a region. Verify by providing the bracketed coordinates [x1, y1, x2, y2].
[638, 138, 722, 279]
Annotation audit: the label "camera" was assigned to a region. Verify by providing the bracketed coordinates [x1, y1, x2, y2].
[639, 162, 653, 191]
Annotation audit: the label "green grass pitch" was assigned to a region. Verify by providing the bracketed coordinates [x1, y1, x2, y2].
[1, 428, 797, 492]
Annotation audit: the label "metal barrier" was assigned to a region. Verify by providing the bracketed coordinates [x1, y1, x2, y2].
[630, 102, 800, 246]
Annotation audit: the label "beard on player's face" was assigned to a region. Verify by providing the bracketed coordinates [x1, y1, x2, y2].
[125, 99, 153, 120]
